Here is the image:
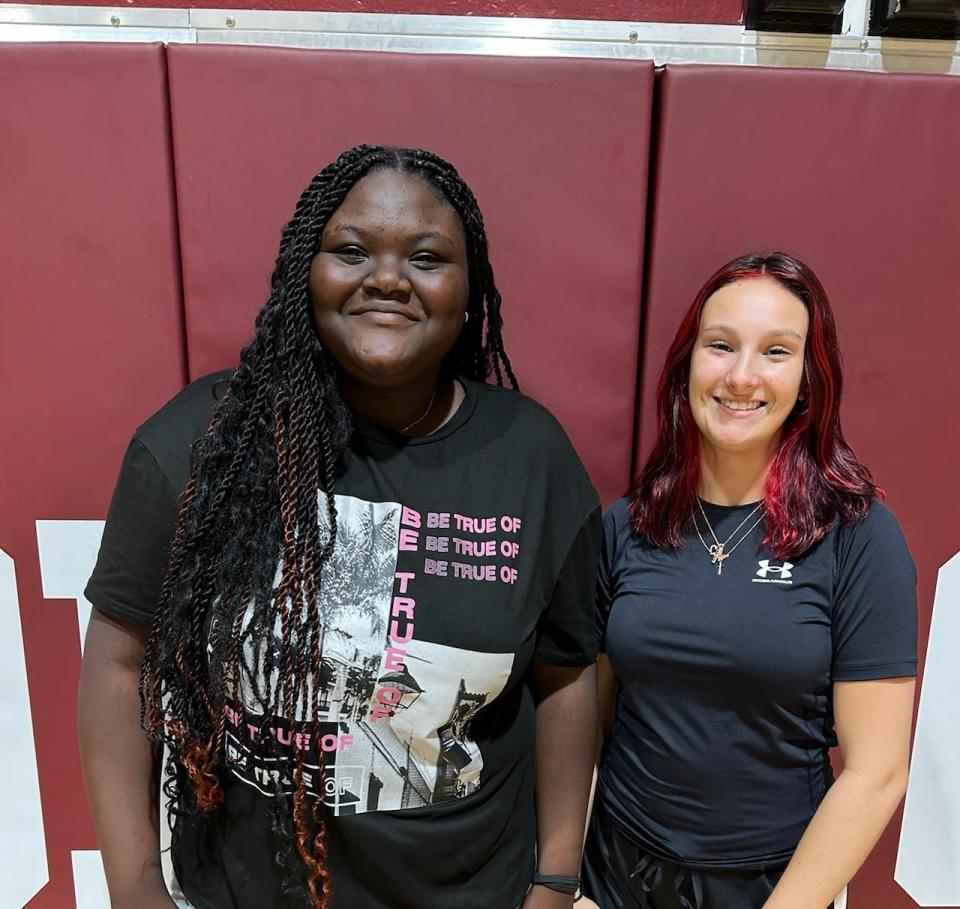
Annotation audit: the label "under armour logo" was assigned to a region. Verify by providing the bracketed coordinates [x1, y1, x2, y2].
[756, 559, 793, 579]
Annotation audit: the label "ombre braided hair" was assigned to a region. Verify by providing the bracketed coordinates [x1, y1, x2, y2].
[140, 145, 518, 907]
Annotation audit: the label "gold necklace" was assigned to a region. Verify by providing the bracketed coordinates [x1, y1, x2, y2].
[692, 498, 765, 576]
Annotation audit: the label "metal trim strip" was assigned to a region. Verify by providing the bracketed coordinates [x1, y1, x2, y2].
[0, 4, 957, 74]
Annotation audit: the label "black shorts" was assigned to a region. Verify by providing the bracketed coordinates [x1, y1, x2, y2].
[582, 803, 840, 909]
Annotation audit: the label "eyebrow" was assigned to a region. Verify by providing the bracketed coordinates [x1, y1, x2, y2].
[701, 323, 805, 342]
[326, 223, 455, 245]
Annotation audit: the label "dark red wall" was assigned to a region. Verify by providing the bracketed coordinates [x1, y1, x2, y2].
[2, 38, 953, 909]
[1, 43, 653, 907]
[21, 0, 744, 23]
[1, 40, 186, 909]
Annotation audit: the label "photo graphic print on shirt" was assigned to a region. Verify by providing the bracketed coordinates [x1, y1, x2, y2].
[220, 493, 514, 816]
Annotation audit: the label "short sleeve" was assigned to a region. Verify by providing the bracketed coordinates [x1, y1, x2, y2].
[595, 499, 628, 654]
[84, 434, 180, 629]
[831, 502, 918, 681]
[533, 507, 602, 666]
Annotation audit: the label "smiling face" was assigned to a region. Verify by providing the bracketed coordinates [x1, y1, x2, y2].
[689, 276, 810, 461]
[309, 167, 469, 390]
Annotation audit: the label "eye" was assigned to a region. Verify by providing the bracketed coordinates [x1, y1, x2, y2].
[334, 245, 367, 263]
[766, 346, 791, 357]
[707, 340, 734, 352]
[411, 251, 444, 269]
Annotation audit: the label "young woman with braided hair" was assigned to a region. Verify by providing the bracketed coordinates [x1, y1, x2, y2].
[79, 145, 600, 909]
[581, 253, 916, 909]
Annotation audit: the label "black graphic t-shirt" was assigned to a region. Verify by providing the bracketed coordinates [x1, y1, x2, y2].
[86, 373, 601, 909]
[595, 496, 917, 869]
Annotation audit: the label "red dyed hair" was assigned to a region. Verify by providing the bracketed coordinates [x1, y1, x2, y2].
[630, 252, 880, 559]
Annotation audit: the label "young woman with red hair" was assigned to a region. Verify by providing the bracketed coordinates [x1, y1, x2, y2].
[581, 252, 917, 909]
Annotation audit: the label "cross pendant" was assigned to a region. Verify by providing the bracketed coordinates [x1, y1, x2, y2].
[709, 543, 728, 576]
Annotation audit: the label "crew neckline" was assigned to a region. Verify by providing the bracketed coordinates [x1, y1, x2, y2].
[353, 379, 479, 447]
[696, 497, 764, 513]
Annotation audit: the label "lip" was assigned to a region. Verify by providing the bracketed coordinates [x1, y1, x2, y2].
[350, 304, 419, 323]
[713, 396, 766, 416]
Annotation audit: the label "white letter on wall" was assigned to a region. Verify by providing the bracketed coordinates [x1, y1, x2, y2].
[896, 550, 960, 905]
[35, 520, 105, 655]
[35, 520, 110, 907]
[0, 547, 49, 906]
[36, 520, 183, 907]
[72, 850, 110, 909]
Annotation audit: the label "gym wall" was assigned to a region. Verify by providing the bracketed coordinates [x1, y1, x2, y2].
[1, 38, 957, 909]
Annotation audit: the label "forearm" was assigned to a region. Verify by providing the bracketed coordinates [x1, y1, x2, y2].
[78, 617, 172, 906]
[530, 663, 597, 886]
[763, 765, 908, 909]
[534, 664, 597, 871]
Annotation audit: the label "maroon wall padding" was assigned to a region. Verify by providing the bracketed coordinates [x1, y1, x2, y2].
[167, 45, 654, 505]
[23, 0, 744, 23]
[639, 63, 960, 909]
[0, 42, 186, 908]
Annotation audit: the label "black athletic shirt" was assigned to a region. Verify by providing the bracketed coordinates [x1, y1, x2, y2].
[86, 372, 601, 909]
[595, 496, 917, 869]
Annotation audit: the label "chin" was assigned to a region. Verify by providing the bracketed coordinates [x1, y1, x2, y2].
[341, 340, 413, 372]
[708, 431, 780, 456]
[348, 360, 414, 385]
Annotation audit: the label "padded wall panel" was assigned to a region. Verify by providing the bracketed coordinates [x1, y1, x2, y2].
[167, 45, 654, 505]
[640, 64, 960, 909]
[0, 42, 186, 908]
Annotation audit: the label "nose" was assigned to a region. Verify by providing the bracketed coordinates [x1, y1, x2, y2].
[362, 256, 411, 302]
[725, 353, 759, 391]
